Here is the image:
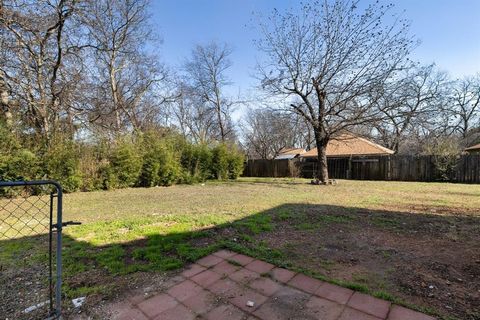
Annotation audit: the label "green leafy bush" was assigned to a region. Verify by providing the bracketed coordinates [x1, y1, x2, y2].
[211, 144, 229, 180]
[109, 139, 142, 188]
[211, 143, 244, 180]
[227, 146, 245, 179]
[0, 127, 245, 193]
[138, 133, 181, 187]
[180, 143, 213, 182]
[44, 143, 82, 193]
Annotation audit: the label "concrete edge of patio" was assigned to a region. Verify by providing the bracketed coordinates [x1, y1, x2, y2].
[112, 250, 437, 320]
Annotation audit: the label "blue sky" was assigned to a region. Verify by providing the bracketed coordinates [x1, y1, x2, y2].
[150, 0, 480, 96]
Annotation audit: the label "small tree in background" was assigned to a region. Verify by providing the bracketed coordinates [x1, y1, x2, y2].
[423, 137, 461, 181]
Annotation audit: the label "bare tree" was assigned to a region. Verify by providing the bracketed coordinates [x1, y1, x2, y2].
[83, 0, 170, 136]
[171, 80, 217, 144]
[242, 108, 303, 159]
[448, 74, 480, 141]
[372, 64, 448, 153]
[255, 0, 415, 182]
[184, 42, 237, 142]
[0, 0, 80, 143]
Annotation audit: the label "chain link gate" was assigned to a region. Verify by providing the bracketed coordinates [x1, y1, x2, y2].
[0, 180, 64, 319]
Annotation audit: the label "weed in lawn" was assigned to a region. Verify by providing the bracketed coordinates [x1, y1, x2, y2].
[234, 214, 272, 234]
[64, 284, 110, 299]
[295, 222, 319, 230]
[97, 245, 126, 275]
[319, 259, 336, 271]
[373, 290, 395, 301]
[371, 216, 402, 228]
[276, 209, 295, 221]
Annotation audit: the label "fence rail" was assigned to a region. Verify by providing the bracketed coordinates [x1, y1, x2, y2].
[243, 155, 480, 183]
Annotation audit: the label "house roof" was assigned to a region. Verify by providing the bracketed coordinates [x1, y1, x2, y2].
[274, 148, 306, 160]
[300, 134, 394, 158]
[465, 143, 480, 151]
[278, 148, 306, 155]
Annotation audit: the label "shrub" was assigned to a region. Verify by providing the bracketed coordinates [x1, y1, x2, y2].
[109, 139, 142, 188]
[78, 144, 109, 191]
[227, 146, 245, 179]
[0, 149, 40, 198]
[423, 137, 461, 181]
[180, 143, 213, 182]
[44, 143, 82, 193]
[138, 134, 181, 187]
[211, 144, 229, 180]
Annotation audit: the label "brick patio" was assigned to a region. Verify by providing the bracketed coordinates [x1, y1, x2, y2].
[112, 250, 436, 320]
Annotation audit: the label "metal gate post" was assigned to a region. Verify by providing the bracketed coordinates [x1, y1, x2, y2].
[54, 182, 63, 318]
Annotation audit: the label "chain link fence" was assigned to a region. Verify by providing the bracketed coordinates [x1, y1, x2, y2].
[0, 181, 63, 320]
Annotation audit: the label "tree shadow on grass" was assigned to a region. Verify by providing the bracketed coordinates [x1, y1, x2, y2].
[1, 203, 479, 319]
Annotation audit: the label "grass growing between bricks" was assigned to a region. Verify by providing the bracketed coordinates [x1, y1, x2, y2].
[1, 178, 479, 319]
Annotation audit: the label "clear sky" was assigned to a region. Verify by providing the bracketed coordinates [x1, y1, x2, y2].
[150, 0, 480, 97]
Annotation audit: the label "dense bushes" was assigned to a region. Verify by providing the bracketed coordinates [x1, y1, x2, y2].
[0, 126, 245, 193]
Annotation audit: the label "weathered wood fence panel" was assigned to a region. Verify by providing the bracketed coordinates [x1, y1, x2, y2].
[243, 155, 480, 183]
[243, 159, 299, 178]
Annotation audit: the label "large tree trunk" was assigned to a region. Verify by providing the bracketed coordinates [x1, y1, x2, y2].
[314, 130, 329, 183]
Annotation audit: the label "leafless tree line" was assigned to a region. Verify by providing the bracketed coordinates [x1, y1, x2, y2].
[0, 0, 238, 146]
[1, 0, 479, 180]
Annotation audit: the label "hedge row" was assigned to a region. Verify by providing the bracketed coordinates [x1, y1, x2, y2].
[0, 128, 244, 194]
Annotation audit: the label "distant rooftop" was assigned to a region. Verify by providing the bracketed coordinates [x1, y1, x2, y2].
[300, 134, 394, 158]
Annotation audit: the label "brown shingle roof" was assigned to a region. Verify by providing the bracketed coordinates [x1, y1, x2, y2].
[300, 133, 394, 158]
[465, 143, 480, 151]
[278, 148, 306, 155]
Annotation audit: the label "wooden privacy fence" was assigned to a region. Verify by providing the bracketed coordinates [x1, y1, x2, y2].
[243, 155, 480, 183]
[242, 159, 300, 177]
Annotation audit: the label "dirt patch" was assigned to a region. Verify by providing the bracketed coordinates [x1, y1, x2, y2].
[254, 205, 480, 320]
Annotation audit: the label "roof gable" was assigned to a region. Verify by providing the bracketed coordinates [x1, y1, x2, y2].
[300, 134, 394, 157]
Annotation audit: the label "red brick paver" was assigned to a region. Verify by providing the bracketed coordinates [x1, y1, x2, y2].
[245, 259, 275, 274]
[166, 279, 203, 302]
[229, 287, 269, 312]
[153, 303, 195, 320]
[181, 289, 216, 315]
[190, 269, 223, 287]
[305, 296, 345, 320]
[137, 294, 177, 318]
[288, 273, 323, 294]
[205, 304, 246, 320]
[249, 277, 282, 296]
[115, 306, 149, 320]
[196, 254, 224, 267]
[229, 268, 260, 284]
[339, 307, 383, 320]
[111, 250, 436, 320]
[229, 253, 255, 266]
[213, 249, 237, 259]
[315, 282, 354, 304]
[347, 292, 391, 319]
[387, 305, 437, 320]
[212, 260, 240, 275]
[181, 263, 206, 278]
[270, 267, 296, 283]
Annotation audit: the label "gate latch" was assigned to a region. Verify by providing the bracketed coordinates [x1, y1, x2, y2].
[51, 221, 82, 230]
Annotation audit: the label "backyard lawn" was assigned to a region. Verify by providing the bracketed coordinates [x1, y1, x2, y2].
[1, 178, 479, 319]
